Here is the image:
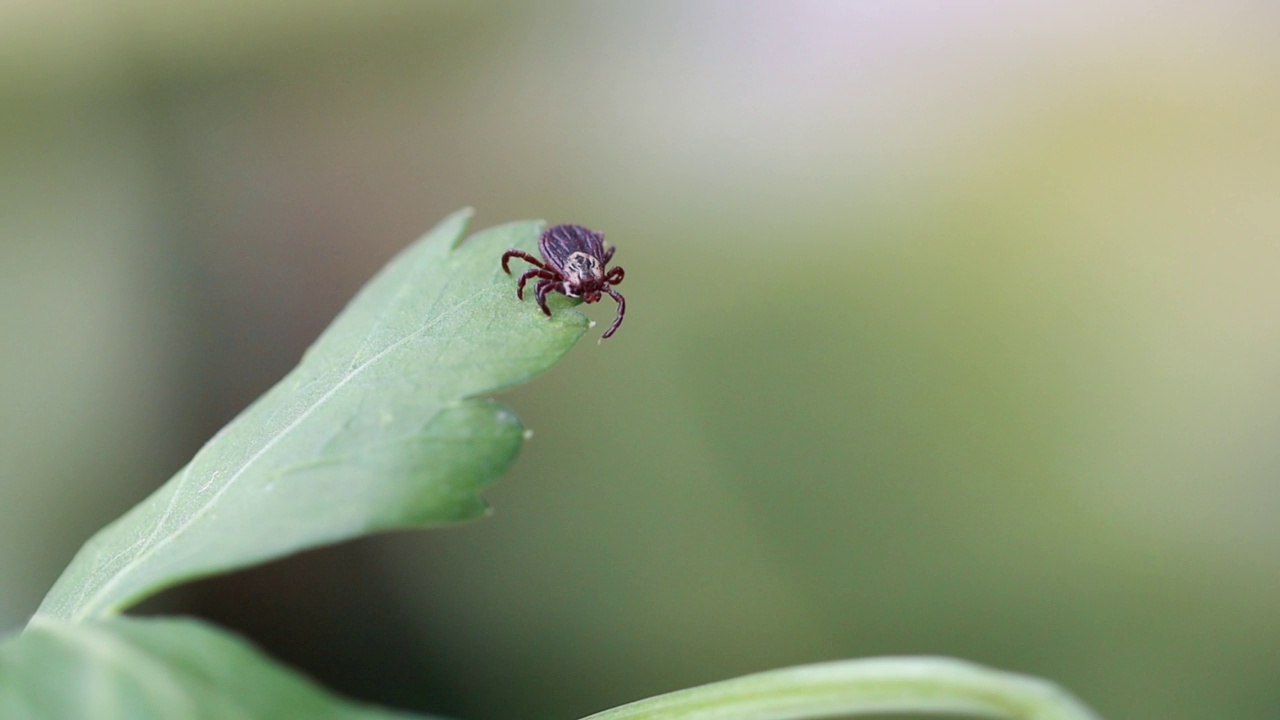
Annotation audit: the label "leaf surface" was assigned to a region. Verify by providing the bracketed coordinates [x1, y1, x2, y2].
[36, 210, 585, 622]
[2, 617, 436, 720]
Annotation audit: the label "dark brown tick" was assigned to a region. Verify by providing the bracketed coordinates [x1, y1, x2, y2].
[501, 224, 626, 339]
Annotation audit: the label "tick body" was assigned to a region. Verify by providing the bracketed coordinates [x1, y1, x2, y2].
[501, 224, 626, 339]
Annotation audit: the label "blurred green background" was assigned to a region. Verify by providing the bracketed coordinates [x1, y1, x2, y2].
[3, 2, 1279, 718]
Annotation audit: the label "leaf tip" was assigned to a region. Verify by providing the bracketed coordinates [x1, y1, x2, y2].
[446, 206, 478, 249]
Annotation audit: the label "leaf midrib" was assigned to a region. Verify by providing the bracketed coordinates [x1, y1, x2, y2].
[65, 288, 488, 621]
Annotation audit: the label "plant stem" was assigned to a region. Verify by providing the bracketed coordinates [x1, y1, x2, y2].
[580, 656, 1101, 720]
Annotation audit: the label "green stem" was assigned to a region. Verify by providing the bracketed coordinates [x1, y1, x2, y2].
[580, 656, 1101, 720]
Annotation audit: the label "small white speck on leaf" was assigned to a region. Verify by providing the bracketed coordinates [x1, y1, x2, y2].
[523, 429, 534, 440]
[198, 471, 223, 493]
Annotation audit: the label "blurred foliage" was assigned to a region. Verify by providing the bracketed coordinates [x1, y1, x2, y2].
[3, 617, 432, 720]
[3, 3, 1279, 720]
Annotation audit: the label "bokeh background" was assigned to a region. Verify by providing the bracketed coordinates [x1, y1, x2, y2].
[3, 2, 1280, 718]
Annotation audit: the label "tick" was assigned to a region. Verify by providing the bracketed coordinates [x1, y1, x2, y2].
[501, 224, 627, 339]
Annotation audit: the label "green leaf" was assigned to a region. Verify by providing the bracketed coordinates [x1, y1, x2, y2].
[36, 209, 587, 622]
[580, 657, 1102, 720]
[3, 616, 436, 719]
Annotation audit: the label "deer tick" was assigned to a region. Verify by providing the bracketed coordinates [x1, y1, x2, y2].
[501, 224, 626, 339]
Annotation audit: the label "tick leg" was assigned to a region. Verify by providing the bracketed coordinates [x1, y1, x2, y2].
[534, 280, 555, 316]
[602, 245, 615, 264]
[516, 268, 557, 299]
[502, 249, 546, 275]
[605, 266, 625, 284]
[601, 285, 626, 338]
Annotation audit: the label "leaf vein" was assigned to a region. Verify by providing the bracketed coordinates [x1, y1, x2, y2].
[71, 287, 488, 619]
